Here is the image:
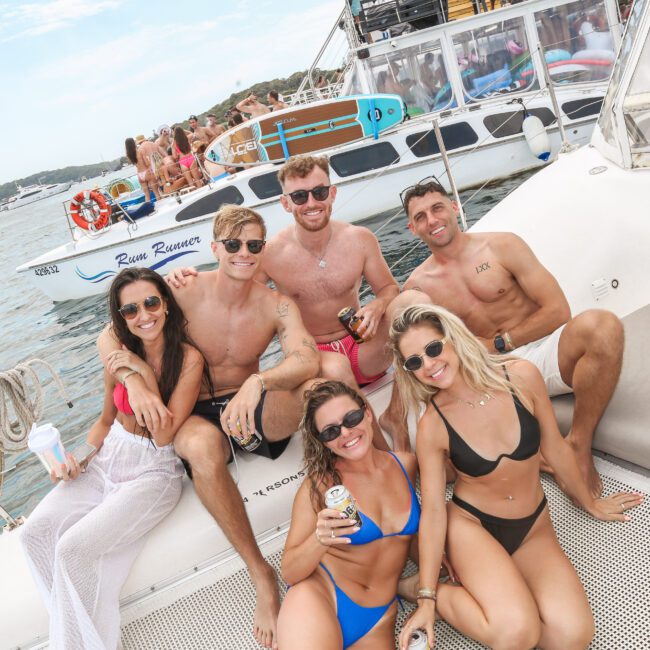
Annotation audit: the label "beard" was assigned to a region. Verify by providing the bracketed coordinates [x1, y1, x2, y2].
[294, 209, 331, 232]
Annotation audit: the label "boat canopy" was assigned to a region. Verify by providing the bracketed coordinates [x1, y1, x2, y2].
[594, 0, 650, 169]
[346, 0, 620, 115]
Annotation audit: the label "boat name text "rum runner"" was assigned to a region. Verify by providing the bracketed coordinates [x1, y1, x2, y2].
[115, 236, 202, 266]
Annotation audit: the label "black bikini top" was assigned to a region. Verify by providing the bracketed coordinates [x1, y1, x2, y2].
[431, 371, 540, 478]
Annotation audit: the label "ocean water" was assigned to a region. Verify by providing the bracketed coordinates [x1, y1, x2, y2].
[0, 167, 536, 522]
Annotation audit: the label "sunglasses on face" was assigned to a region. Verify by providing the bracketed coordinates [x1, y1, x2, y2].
[119, 295, 163, 320]
[285, 185, 331, 206]
[316, 406, 366, 443]
[399, 175, 445, 209]
[216, 239, 266, 254]
[402, 338, 447, 372]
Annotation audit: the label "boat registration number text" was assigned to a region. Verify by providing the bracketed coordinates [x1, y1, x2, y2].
[35, 264, 59, 276]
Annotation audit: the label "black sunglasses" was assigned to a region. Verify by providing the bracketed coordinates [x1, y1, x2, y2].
[119, 295, 162, 320]
[403, 339, 447, 372]
[399, 175, 445, 209]
[216, 239, 266, 254]
[317, 406, 366, 443]
[285, 185, 331, 206]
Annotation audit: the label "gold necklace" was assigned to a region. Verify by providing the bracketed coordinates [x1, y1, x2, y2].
[294, 225, 332, 268]
[457, 392, 493, 408]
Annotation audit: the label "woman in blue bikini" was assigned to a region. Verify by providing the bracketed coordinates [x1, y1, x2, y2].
[390, 305, 643, 650]
[277, 380, 419, 649]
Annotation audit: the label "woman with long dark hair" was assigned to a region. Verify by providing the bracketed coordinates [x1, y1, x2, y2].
[173, 126, 203, 188]
[21, 267, 204, 649]
[277, 380, 419, 649]
[390, 305, 642, 650]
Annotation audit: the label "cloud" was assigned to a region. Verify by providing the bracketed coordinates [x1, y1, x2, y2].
[0, 0, 122, 42]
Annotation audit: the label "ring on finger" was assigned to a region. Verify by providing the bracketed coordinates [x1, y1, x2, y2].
[330, 529, 335, 539]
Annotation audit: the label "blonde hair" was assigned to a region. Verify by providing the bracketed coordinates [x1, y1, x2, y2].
[389, 304, 527, 413]
[277, 154, 330, 187]
[212, 204, 267, 241]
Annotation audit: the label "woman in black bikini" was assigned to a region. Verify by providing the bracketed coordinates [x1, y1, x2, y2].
[390, 305, 642, 650]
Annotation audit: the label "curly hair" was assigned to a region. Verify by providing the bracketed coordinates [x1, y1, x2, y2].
[389, 304, 527, 413]
[301, 380, 367, 512]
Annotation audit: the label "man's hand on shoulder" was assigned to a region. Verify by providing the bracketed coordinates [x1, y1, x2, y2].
[165, 266, 199, 289]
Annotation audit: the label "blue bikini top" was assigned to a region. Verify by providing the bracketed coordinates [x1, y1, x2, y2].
[348, 452, 420, 546]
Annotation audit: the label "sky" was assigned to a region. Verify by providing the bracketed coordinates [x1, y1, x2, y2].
[0, 0, 344, 184]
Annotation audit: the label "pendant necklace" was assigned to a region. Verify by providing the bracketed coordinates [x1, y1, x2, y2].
[457, 392, 493, 408]
[294, 225, 332, 268]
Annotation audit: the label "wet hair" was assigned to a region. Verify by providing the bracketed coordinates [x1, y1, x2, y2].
[389, 304, 527, 413]
[108, 268, 192, 407]
[277, 154, 330, 187]
[268, 90, 280, 101]
[173, 126, 191, 155]
[125, 138, 137, 165]
[212, 204, 267, 241]
[401, 178, 449, 213]
[301, 380, 367, 512]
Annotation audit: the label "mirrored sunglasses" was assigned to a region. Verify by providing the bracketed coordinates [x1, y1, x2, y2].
[317, 406, 366, 443]
[119, 295, 163, 320]
[285, 185, 331, 206]
[217, 239, 266, 254]
[403, 339, 446, 372]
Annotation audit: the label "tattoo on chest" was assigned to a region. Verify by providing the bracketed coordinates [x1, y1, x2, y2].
[277, 302, 289, 317]
[475, 262, 491, 274]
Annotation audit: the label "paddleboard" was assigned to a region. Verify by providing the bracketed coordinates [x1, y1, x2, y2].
[205, 94, 405, 166]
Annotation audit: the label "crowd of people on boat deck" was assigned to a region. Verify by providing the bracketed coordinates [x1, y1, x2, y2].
[21, 153, 644, 650]
[122, 89, 289, 202]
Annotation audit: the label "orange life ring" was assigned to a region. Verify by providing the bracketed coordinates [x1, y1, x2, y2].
[69, 190, 110, 231]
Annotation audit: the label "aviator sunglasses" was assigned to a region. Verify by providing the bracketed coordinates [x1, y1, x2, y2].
[285, 185, 331, 206]
[316, 405, 366, 443]
[402, 338, 447, 372]
[399, 175, 445, 209]
[217, 239, 266, 254]
[119, 295, 163, 320]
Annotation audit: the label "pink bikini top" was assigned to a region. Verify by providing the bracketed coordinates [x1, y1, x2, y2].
[113, 383, 134, 416]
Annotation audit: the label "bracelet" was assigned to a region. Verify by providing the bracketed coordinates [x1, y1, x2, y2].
[503, 331, 515, 352]
[121, 369, 138, 385]
[252, 373, 266, 392]
[417, 587, 437, 601]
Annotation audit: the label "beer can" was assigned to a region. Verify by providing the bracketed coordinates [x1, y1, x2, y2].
[337, 306, 366, 344]
[236, 429, 262, 452]
[324, 485, 362, 528]
[408, 630, 429, 650]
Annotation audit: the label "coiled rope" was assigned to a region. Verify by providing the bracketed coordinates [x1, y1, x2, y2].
[0, 359, 73, 490]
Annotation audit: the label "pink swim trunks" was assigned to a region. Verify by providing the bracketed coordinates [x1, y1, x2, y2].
[317, 334, 386, 386]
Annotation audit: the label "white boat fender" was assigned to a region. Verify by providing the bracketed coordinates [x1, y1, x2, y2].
[522, 111, 551, 162]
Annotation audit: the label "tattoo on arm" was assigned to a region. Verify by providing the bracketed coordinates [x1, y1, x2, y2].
[301, 338, 318, 354]
[289, 349, 306, 364]
[276, 302, 289, 318]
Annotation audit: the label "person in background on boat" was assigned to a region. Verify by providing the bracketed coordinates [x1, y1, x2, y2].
[226, 105, 249, 122]
[400, 177, 624, 497]
[172, 126, 203, 189]
[20, 267, 204, 650]
[205, 113, 225, 139]
[268, 90, 288, 111]
[277, 380, 419, 649]
[347, 0, 372, 44]
[236, 92, 271, 118]
[188, 114, 214, 146]
[102, 205, 320, 649]
[125, 136, 162, 202]
[155, 125, 184, 192]
[390, 304, 642, 650]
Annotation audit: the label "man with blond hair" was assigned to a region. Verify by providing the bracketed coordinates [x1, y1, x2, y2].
[99, 205, 319, 650]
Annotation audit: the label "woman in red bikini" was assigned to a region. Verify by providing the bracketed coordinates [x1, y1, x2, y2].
[173, 126, 203, 189]
[21, 267, 204, 649]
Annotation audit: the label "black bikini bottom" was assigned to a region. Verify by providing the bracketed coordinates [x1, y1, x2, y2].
[452, 493, 547, 555]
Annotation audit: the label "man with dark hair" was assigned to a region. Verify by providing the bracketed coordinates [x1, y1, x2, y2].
[236, 93, 270, 118]
[205, 113, 225, 139]
[400, 177, 624, 496]
[188, 115, 212, 145]
[267, 90, 288, 111]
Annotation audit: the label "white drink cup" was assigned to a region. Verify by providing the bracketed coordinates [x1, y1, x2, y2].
[28, 423, 68, 478]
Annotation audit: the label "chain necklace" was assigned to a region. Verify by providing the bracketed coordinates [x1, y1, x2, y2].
[457, 392, 493, 408]
[294, 225, 332, 269]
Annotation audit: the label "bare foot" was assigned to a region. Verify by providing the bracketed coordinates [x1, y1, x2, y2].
[379, 410, 411, 452]
[398, 572, 420, 603]
[252, 564, 280, 649]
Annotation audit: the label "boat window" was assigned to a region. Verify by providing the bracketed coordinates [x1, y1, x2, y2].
[20, 189, 44, 198]
[175, 186, 244, 223]
[483, 107, 555, 138]
[367, 40, 453, 117]
[534, 0, 616, 85]
[452, 16, 538, 103]
[561, 97, 604, 119]
[405, 122, 479, 157]
[329, 142, 400, 177]
[248, 172, 283, 200]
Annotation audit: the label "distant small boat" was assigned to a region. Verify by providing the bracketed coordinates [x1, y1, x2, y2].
[5, 182, 73, 211]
